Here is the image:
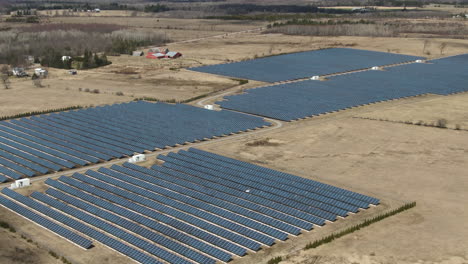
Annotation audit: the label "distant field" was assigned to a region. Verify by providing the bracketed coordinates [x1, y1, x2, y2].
[357, 92, 468, 130]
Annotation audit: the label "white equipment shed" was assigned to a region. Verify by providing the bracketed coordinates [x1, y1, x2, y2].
[128, 154, 147, 163]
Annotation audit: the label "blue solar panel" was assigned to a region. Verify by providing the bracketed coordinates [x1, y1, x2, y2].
[0, 174, 8, 182]
[189, 48, 423, 82]
[216, 54, 468, 121]
[159, 154, 338, 221]
[0, 194, 92, 249]
[67, 173, 264, 250]
[46, 177, 247, 256]
[156, 161, 325, 225]
[5, 148, 379, 263]
[3, 188, 161, 264]
[109, 165, 301, 235]
[142, 163, 313, 230]
[0, 149, 49, 174]
[0, 143, 59, 172]
[166, 152, 352, 216]
[95, 166, 288, 241]
[31, 192, 193, 264]
[179, 150, 368, 209]
[189, 148, 379, 205]
[0, 101, 270, 182]
[45, 187, 231, 262]
[1, 122, 110, 161]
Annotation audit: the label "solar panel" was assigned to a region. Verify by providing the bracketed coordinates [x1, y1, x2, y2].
[0, 194, 92, 249]
[216, 54, 468, 121]
[189, 48, 423, 82]
[0, 101, 270, 182]
[46, 177, 247, 256]
[45, 187, 231, 262]
[3, 148, 379, 263]
[31, 191, 193, 264]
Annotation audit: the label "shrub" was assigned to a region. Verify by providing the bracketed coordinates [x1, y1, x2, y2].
[455, 124, 461, 130]
[0, 106, 83, 121]
[231, 78, 249, 85]
[116, 91, 124, 96]
[92, 89, 100, 94]
[0, 221, 10, 229]
[49, 251, 59, 259]
[304, 201, 416, 250]
[246, 138, 280, 147]
[267, 256, 283, 264]
[61, 256, 72, 264]
[435, 118, 448, 128]
[84, 88, 90, 93]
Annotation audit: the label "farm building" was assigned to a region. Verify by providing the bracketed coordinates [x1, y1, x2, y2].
[34, 68, 48, 77]
[166, 51, 182, 59]
[12, 67, 28, 77]
[146, 52, 166, 59]
[146, 51, 182, 59]
[132, 51, 144, 56]
[148, 47, 169, 54]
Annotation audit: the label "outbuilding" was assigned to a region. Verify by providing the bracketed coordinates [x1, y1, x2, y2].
[132, 51, 144, 56]
[166, 51, 182, 59]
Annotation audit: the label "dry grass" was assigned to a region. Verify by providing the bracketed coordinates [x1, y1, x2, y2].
[356, 92, 468, 130]
[199, 102, 468, 264]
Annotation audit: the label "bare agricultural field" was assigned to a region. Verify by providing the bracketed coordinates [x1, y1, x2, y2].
[197, 96, 468, 264]
[47, 16, 266, 34]
[356, 92, 468, 130]
[0, 53, 242, 116]
[169, 32, 468, 65]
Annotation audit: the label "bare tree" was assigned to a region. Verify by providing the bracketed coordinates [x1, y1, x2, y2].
[32, 74, 43, 88]
[422, 40, 430, 55]
[0, 65, 11, 89]
[439, 42, 447, 55]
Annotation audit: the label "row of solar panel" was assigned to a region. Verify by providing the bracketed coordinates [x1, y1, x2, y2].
[177, 149, 370, 208]
[0, 149, 379, 264]
[156, 150, 379, 219]
[0, 101, 270, 182]
[45, 179, 236, 261]
[189, 48, 424, 83]
[216, 54, 468, 121]
[153, 161, 326, 225]
[0, 195, 93, 249]
[53, 175, 252, 261]
[105, 165, 301, 235]
[90, 167, 288, 241]
[188, 148, 379, 205]
[0, 188, 162, 264]
[64, 173, 264, 251]
[78, 169, 277, 245]
[165, 151, 358, 214]
[158, 154, 340, 221]
[30, 191, 194, 264]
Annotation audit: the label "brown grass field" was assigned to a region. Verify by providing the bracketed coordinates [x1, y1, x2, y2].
[1, 11, 468, 264]
[198, 95, 468, 264]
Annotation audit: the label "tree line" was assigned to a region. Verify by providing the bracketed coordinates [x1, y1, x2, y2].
[0, 26, 169, 66]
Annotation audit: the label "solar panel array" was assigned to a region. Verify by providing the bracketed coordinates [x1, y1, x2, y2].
[189, 48, 423, 83]
[217, 54, 468, 121]
[0, 101, 270, 182]
[0, 148, 379, 264]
